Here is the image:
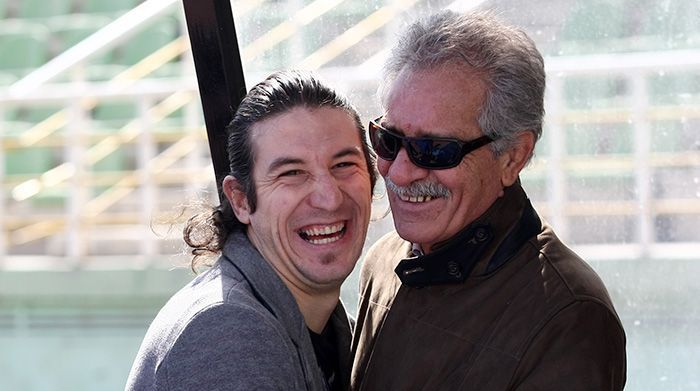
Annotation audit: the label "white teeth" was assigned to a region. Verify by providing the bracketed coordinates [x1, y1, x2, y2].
[300, 222, 345, 244]
[399, 194, 433, 203]
[307, 236, 341, 245]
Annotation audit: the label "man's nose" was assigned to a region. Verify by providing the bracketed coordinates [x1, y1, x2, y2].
[386, 148, 430, 186]
[308, 174, 343, 211]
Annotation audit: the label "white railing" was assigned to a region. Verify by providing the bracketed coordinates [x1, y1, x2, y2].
[540, 50, 700, 260]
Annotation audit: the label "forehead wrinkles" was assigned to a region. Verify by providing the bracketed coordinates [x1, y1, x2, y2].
[250, 111, 362, 176]
[384, 66, 486, 138]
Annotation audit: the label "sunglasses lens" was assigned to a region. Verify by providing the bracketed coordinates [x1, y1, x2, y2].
[370, 118, 485, 169]
[372, 127, 401, 160]
[407, 139, 461, 168]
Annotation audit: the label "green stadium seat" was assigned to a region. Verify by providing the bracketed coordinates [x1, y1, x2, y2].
[47, 14, 112, 61]
[561, 1, 625, 42]
[0, 71, 17, 87]
[4, 147, 56, 176]
[0, 120, 32, 135]
[17, 0, 73, 18]
[114, 17, 178, 65]
[0, 0, 8, 19]
[81, 64, 130, 82]
[81, 0, 140, 15]
[89, 128, 134, 173]
[14, 104, 64, 123]
[89, 100, 140, 172]
[0, 100, 20, 128]
[565, 122, 633, 156]
[649, 71, 700, 105]
[91, 147, 132, 172]
[0, 21, 50, 73]
[162, 104, 185, 126]
[1, 131, 66, 206]
[91, 101, 137, 129]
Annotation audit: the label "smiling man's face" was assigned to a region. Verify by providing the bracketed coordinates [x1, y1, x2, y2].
[226, 106, 372, 293]
[379, 63, 512, 253]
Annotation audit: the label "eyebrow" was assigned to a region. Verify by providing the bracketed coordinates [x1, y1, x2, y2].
[267, 157, 303, 173]
[266, 147, 363, 173]
[381, 122, 407, 136]
[382, 122, 450, 139]
[334, 147, 364, 160]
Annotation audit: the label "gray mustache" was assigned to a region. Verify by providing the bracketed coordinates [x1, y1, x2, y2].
[384, 178, 451, 199]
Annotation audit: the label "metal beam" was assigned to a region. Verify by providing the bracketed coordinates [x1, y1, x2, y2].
[182, 0, 247, 201]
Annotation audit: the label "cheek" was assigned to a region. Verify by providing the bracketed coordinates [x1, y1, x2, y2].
[377, 159, 391, 176]
[344, 182, 372, 207]
[435, 170, 468, 200]
[266, 194, 298, 218]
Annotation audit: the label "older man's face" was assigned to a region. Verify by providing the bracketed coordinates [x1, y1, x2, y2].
[379, 63, 511, 253]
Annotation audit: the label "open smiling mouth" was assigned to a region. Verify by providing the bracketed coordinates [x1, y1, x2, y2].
[298, 222, 347, 245]
[397, 194, 434, 203]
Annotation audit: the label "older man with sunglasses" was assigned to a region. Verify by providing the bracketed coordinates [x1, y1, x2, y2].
[350, 10, 627, 391]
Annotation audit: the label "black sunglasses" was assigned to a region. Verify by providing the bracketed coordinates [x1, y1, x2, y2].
[368, 117, 495, 170]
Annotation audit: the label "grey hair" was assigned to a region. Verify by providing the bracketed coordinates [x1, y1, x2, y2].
[381, 10, 546, 157]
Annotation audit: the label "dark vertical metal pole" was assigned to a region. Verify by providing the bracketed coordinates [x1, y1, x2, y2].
[182, 0, 247, 202]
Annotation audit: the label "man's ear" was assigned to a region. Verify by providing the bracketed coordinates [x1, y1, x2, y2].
[223, 175, 251, 224]
[499, 131, 535, 187]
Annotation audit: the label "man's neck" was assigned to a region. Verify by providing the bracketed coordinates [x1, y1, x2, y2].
[245, 228, 340, 333]
[288, 285, 340, 334]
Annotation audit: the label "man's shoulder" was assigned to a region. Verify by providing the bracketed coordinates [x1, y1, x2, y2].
[156, 260, 288, 337]
[126, 264, 290, 390]
[149, 298, 300, 390]
[164, 261, 253, 315]
[362, 230, 408, 276]
[365, 230, 407, 261]
[534, 224, 617, 310]
[171, 299, 291, 351]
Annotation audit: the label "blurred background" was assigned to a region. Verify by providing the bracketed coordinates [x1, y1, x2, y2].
[0, 0, 698, 389]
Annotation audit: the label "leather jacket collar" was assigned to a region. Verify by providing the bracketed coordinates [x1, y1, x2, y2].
[394, 181, 542, 287]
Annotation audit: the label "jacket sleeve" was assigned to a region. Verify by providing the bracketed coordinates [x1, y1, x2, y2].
[155, 302, 302, 391]
[510, 300, 627, 391]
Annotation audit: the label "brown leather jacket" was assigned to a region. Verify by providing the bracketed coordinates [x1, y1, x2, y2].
[351, 183, 626, 390]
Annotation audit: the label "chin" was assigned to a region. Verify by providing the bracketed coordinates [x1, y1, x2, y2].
[306, 273, 348, 289]
[394, 222, 431, 243]
[304, 260, 354, 286]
